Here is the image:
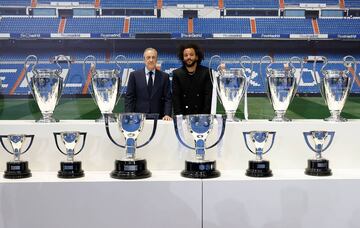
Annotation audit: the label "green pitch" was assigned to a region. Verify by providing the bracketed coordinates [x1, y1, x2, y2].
[0, 96, 360, 120]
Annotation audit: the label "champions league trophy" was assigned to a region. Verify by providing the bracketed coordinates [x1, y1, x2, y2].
[25, 55, 71, 122]
[260, 56, 303, 121]
[105, 113, 158, 179]
[303, 131, 335, 176]
[0, 134, 34, 179]
[209, 55, 253, 121]
[53, 131, 87, 178]
[83, 55, 128, 122]
[173, 114, 226, 178]
[313, 56, 357, 122]
[243, 131, 276, 177]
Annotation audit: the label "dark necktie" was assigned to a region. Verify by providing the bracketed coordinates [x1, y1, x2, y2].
[147, 71, 153, 96]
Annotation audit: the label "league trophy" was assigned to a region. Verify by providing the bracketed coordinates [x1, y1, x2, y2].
[209, 55, 253, 121]
[173, 114, 226, 178]
[243, 131, 276, 177]
[53, 131, 87, 178]
[25, 55, 71, 122]
[303, 131, 335, 176]
[313, 56, 357, 121]
[0, 134, 34, 179]
[105, 113, 158, 179]
[260, 56, 303, 121]
[83, 55, 128, 122]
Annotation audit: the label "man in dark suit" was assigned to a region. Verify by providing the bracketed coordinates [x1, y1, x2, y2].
[125, 48, 172, 120]
[172, 43, 213, 115]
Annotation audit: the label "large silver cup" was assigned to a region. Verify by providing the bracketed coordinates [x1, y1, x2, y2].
[313, 56, 357, 122]
[209, 55, 253, 121]
[303, 131, 335, 176]
[173, 114, 226, 178]
[0, 134, 34, 179]
[260, 56, 303, 121]
[105, 113, 158, 179]
[243, 131, 275, 177]
[83, 55, 128, 122]
[25, 55, 71, 123]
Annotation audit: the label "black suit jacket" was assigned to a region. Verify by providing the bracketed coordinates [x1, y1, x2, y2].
[172, 65, 213, 115]
[125, 68, 172, 118]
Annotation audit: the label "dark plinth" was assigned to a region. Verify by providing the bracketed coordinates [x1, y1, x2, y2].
[305, 159, 332, 176]
[58, 161, 84, 178]
[111, 159, 151, 179]
[246, 160, 273, 177]
[4, 161, 32, 179]
[181, 160, 220, 179]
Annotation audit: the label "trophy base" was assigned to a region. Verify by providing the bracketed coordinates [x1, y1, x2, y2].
[226, 113, 240, 122]
[4, 161, 32, 179]
[270, 115, 291, 122]
[246, 160, 273, 177]
[305, 159, 332, 176]
[111, 159, 151, 179]
[181, 160, 220, 179]
[58, 161, 84, 178]
[324, 115, 347, 122]
[36, 116, 58, 123]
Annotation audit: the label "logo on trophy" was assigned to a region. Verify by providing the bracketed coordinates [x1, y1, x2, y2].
[260, 56, 303, 121]
[53, 131, 87, 178]
[303, 131, 335, 176]
[0, 134, 34, 179]
[105, 113, 158, 179]
[209, 55, 253, 121]
[173, 114, 226, 178]
[25, 55, 71, 122]
[313, 56, 357, 122]
[243, 131, 276, 177]
[83, 55, 128, 122]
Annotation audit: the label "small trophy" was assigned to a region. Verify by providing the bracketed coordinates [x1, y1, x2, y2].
[303, 131, 335, 176]
[313, 56, 357, 122]
[209, 55, 253, 121]
[243, 131, 276, 177]
[0, 134, 34, 179]
[173, 114, 226, 179]
[260, 56, 303, 121]
[53, 131, 87, 178]
[25, 55, 71, 122]
[83, 55, 128, 122]
[105, 113, 158, 179]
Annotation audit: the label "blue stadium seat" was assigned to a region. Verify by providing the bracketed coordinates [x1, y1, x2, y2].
[163, 0, 217, 6]
[256, 18, 313, 34]
[0, 17, 60, 33]
[129, 18, 188, 33]
[65, 18, 124, 33]
[101, 0, 157, 8]
[0, 0, 30, 6]
[317, 18, 360, 34]
[224, 0, 278, 9]
[346, 0, 360, 8]
[285, 0, 338, 5]
[194, 18, 251, 34]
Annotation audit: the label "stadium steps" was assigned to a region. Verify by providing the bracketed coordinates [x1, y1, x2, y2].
[250, 18, 257, 34]
[339, 0, 345, 8]
[94, 0, 100, 8]
[218, 0, 224, 9]
[312, 18, 319, 34]
[9, 66, 26, 95]
[58, 18, 66, 33]
[349, 66, 360, 87]
[157, 0, 163, 9]
[31, 0, 37, 7]
[82, 66, 93, 95]
[188, 18, 193, 33]
[123, 17, 130, 33]
[279, 0, 285, 9]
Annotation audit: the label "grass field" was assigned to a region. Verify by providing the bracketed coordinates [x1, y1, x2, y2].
[1, 95, 360, 120]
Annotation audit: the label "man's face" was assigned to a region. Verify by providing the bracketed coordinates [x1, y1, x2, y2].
[144, 49, 157, 71]
[182, 48, 198, 67]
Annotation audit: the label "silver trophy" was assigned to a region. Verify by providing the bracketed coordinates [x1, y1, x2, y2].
[313, 56, 357, 122]
[0, 134, 34, 179]
[260, 56, 303, 121]
[174, 114, 226, 178]
[303, 131, 335, 176]
[209, 55, 253, 121]
[53, 131, 87, 178]
[25, 55, 71, 123]
[243, 131, 276, 177]
[105, 113, 158, 179]
[83, 55, 128, 122]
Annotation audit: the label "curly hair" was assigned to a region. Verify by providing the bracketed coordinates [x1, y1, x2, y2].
[177, 43, 204, 66]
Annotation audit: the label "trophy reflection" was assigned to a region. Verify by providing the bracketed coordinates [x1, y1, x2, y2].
[313, 56, 357, 122]
[243, 131, 276, 177]
[105, 113, 158, 179]
[173, 114, 226, 179]
[260, 56, 303, 121]
[209, 55, 253, 121]
[54, 131, 86, 178]
[83, 55, 128, 122]
[303, 131, 335, 176]
[0, 134, 34, 179]
[25, 55, 71, 122]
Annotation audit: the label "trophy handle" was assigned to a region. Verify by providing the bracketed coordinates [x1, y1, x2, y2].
[242, 132, 256, 154]
[114, 54, 129, 98]
[24, 55, 38, 97]
[205, 114, 226, 149]
[83, 55, 97, 80]
[74, 132, 87, 155]
[260, 56, 274, 105]
[53, 132, 67, 155]
[312, 56, 326, 99]
[0, 135, 13, 154]
[263, 131, 276, 154]
[343, 55, 357, 90]
[54, 55, 71, 76]
[209, 55, 224, 106]
[0, 135, 34, 155]
[289, 56, 304, 100]
[104, 114, 126, 148]
[303, 131, 335, 153]
[137, 114, 158, 148]
[173, 115, 195, 150]
[240, 56, 253, 120]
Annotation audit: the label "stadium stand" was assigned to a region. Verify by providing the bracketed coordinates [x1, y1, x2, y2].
[0, 0, 29, 6]
[224, 0, 279, 9]
[345, 0, 360, 8]
[317, 18, 360, 34]
[65, 17, 124, 33]
[100, 0, 157, 8]
[256, 18, 313, 34]
[129, 18, 188, 33]
[193, 18, 251, 34]
[162, 0, 218, 6]
[284, 0, 339, 5]
[0, 17, 60, 33]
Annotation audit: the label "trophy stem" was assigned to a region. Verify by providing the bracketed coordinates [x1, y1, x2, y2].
[97, 113, 117, 122]
[66, 149, 75, 162]
[315, 153, 323, 160]
[38, 112, 57, 123]
[325, 111, 346, 122]
[226, 112, 239, 122]
[271, 111, 290, 122]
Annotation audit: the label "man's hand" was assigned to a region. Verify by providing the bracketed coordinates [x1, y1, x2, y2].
[162, 115, 172, 121]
